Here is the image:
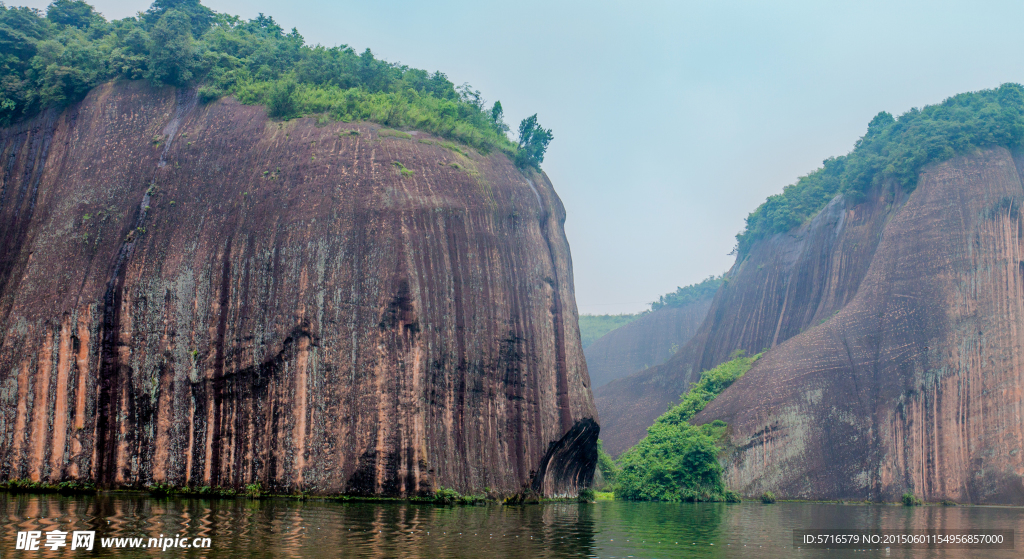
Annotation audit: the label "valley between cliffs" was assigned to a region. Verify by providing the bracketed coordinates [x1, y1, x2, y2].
[0, 81, 598, 497]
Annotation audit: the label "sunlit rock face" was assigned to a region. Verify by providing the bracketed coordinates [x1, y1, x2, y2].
[599, 148, 1024, 504]
[0, 81, 597, 497]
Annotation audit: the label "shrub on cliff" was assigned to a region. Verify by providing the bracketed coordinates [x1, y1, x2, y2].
[737, 83, 1024, 254]
[902, 492, 923, 506]
[614, 353, 759, 502]
[0, 1, 533, 161]
[514, 114, 553, 169]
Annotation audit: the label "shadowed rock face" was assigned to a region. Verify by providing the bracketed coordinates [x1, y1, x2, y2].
[596, 186, 890, 456]
[0, 81, 597, 496]
[600, 148, 1024, 504]
[585, 301, 712, 389]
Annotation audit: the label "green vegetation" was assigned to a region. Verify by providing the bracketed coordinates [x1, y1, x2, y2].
[244, 481, 263, 499]
[148, 483, 241, 498]
[761, 491, 776, 504]
[514, 113, 553, 169]
[577, 313, 641, 348]
[429, 487, 485, 505]
[902, 492, 923, 506]
[392, 160, 414, 177]
[595, 439, 619, 486]
[0, 0, 551, 166]
[655, 352, 759, 425]
[580, 276, 724, 348]
[378, 128, 412, 140]
[650, 275, 723, 311]
[0, 479, 97, 495]
[738, 83, 1024, 254]
[613, 353, 759, 502]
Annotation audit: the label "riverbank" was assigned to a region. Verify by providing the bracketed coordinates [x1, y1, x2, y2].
[0, 480, 594, 506]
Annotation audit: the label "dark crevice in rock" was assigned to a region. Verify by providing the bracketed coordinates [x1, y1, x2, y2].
[532, 417, 598, 496]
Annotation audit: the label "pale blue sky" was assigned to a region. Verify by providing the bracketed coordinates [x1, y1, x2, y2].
[19, 0, 1024, 313]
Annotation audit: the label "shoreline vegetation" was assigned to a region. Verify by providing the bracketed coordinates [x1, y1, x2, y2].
[0, 481, 963, 508]
[0, 479, 591, 506]
[0, 0, 553, 169]
[599, 352, 760, 503]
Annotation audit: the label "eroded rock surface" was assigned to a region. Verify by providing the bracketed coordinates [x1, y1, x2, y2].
[599, 148, 1024, 504]
[0, 81, 597, 496]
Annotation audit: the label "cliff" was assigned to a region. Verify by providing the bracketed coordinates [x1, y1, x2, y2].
[598, 147, 1024, 504]
[0, 81, 598, 496]
[584, 299, 712, 388]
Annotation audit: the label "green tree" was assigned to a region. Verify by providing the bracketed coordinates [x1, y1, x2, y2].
[46, 0, 103, 29]
[266, 77, 298, 118]
[651, 275, 723, 311]
[490, 100, 509, 134]
[0, 0, 523, 159]
[515, 113, 553, 169]
[147, 9, 199, 85]
[144, 0, 213, 37]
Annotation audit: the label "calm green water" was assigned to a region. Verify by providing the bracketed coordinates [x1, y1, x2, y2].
[1, 493, 1021, 558]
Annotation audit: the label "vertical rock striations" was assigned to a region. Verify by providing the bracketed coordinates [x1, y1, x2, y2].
[596, 185, 892, 456]
[599, 147, 1024, 504]
[0, 81, 598, 496]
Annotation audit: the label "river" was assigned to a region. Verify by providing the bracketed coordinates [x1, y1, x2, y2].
[1, 493, 1021, 557]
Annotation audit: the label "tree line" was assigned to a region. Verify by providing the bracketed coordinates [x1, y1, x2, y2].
[738, 83, 1024, 254]
[0, 0, 553, 168]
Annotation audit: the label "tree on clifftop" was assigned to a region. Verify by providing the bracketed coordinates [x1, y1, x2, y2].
[515, 114, 553, 170]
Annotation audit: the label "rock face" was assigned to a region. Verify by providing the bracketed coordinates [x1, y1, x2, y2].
[599, 148, 1024, 504]
[584, 300, 712, 388]
[0, 81, 598, 496]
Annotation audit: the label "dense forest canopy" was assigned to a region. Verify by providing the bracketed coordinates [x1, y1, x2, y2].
[0, 0, 553, 166]
[738, 83, 1024, 254]
[650, 275, 722, 311]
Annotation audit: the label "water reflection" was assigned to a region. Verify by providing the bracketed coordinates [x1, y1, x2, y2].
[1, 494, 1022, 558]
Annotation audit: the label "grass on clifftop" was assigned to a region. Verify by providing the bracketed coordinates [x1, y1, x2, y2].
[0, 0, 552, 167]
[612, 352, 759, 502]
[738, 83, 1024, 254]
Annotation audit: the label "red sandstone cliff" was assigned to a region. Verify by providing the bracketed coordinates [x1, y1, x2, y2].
[584, 300, 712, 388]
[0, 81, 598, 496]
[598, 148, 1024, 504]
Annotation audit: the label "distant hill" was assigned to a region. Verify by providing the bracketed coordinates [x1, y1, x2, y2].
[578, 314, 641, 348]
[583, 277, 721, 388]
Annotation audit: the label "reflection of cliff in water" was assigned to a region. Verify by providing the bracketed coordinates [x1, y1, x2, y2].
[3, 495, 1023, 558]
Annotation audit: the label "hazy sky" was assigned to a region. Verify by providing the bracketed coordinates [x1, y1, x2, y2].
[19, 0, 1024, 313]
